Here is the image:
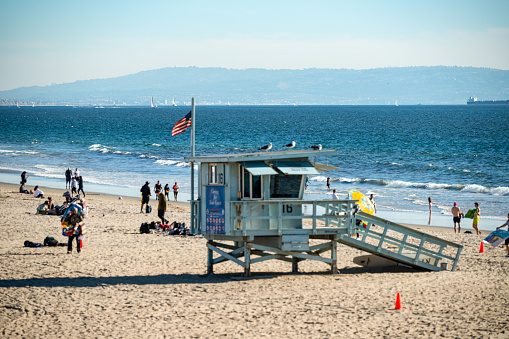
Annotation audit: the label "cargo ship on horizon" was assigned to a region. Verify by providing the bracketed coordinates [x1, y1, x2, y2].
[467, 97, 509, 105]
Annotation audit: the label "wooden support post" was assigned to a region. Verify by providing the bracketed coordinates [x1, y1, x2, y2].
[292, 256, 299, 273]
[244, 242, 251, 277]
[331, 239, 338, 275]
[207, 240, 214, 275]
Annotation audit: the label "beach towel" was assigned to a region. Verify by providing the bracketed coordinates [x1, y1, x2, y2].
[464, 209, 476, 219]
[483, 229, 509, 247]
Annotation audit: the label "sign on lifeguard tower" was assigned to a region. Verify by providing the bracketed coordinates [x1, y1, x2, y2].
[206, 186, 225, 235]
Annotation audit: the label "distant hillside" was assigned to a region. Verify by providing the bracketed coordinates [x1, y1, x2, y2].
[1, 66, 508, 106]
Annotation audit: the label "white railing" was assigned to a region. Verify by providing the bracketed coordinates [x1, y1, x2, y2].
[230, 199, 358, 236]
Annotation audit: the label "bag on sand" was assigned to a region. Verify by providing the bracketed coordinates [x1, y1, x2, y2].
[146, 205, 152, 213]
[44, 236, 58, 246]
[139, 223, 150, 234]
[24, 240, 42, 248]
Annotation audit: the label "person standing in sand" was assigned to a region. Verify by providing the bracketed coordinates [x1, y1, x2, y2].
[156, 189, 168, 224]
[164, 183, 170, 201]
[369, 194, 377, 213]
[473, 202, 481, 235]
[154, 181, 162, 200]
[495, 212, 509, 257]
[64, 207, 84, 254]
[65, 168, 72, 189]
[173, 182, 180, 202]
[21, 171, 28, 185]
[451, 202, 462, 233]
[140, 181, 151, 213]
[77, 176, 86, 197]
[71, 177, 77, 197]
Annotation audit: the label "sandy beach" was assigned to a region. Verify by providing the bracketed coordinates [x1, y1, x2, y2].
[0, 182, 507, 338]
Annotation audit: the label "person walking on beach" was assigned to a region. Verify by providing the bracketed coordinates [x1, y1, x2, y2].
[65, 168, 72, 189]
[71, 177, 77, 197]
[451, 202, 462, 233]
[369, 194, 377, 213]
[326, 177, 331, 190]
[154, 181, 162, 200]
[140, 181, 151, 213]
[156, 189, 168, 224]
[164, 183, 170, 201]
[64, 207, 84, 254]
[495, 212, 509, 257]
[77, 176, 86, 197]
[428, 197, 434, 224]
[305, 176, 310, 190]
[473, 202, 481, 235]
[428, 197, 434, 213]
[173, 182, 180, 202]
[74, 168, 80, 179]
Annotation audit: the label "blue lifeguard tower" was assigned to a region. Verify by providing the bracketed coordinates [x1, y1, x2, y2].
[185, 149, 463, 277]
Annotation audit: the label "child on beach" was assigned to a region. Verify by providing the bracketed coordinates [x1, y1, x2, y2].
[164, 183, 170, 201]
[495, 212, 509, 257]
[71, 178, 77, 197]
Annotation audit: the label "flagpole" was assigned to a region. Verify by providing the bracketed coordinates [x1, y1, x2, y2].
[190, 97, 195, 234]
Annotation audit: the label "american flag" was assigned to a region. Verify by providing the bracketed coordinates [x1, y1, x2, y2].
[171, 111, 192, 137]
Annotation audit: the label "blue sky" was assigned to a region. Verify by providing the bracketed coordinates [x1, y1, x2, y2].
[1, 0, 508, 91]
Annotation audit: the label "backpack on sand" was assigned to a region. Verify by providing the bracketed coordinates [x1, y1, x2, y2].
[139, 223, 150, 234]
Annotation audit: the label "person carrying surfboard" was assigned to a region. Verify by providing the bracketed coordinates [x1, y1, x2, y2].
[473, 202, 481, 235]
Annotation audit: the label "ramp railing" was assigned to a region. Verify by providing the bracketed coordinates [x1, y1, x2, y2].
[337, 211, 463, 271]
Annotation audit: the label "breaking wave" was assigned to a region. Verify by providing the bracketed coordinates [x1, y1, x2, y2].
[314, 175, 509, 196]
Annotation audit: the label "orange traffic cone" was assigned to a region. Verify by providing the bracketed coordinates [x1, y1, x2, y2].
[395, 292, 401, 310]
[479, 241, 484, 253]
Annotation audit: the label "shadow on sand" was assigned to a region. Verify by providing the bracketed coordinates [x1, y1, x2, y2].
[0, 264, 420, 288]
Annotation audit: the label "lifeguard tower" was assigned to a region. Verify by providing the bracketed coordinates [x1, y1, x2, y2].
[185, 149, 463, 277]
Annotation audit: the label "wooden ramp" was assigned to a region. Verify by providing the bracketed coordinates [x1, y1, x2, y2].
[337, 212, 463, 271]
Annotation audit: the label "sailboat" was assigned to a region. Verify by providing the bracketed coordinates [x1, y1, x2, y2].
[172, 98, 177, 107]
[151, 97, 156, 108]
[16, 102, 20, 108]
[227, 101, 231, 106]
[395, 100, 399, 106]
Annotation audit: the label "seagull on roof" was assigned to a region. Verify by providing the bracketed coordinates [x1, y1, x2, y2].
[258, 143, 273, 152]
[309, 144, 322, 150]
[283, 141, 296, 149]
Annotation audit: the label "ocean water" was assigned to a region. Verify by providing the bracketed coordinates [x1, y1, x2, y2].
[0, 105, 508, 229]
